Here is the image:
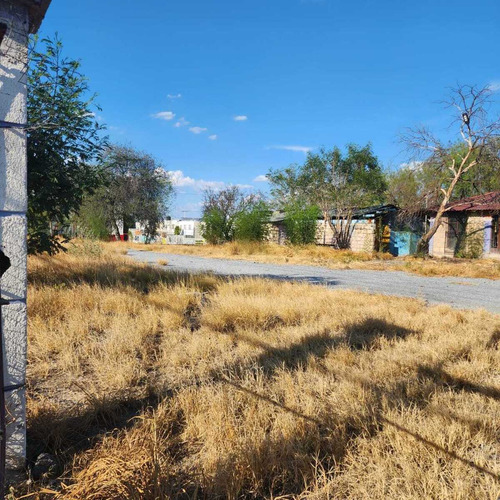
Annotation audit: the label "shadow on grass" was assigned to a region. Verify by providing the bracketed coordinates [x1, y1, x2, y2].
[28, 255, 218, 293]
[27, 314, 500, 494]
[417, 363, 500, 401]
[27, 387, 171, 479]
[486, 328, 500, 349]
[224, 318, 416, 376]
[218, 318, 499, 483]
[343, 318, 415, 350]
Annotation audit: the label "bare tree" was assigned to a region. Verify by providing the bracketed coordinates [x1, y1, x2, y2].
[403, 84, 500, 255]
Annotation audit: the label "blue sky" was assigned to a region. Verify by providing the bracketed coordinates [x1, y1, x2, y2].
[40, 0, 500, 217]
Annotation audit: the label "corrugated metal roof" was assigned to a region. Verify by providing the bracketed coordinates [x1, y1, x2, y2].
[445, 191, 500, 212]
[270, 204, 398, 223]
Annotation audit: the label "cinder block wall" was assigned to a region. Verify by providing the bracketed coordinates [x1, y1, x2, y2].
[429, 217, 448, 257]
[464, 215, 490, 258]
[316, 220, 375, 252]
[430, 215, 493, 258]
[0, 0, 29, 469]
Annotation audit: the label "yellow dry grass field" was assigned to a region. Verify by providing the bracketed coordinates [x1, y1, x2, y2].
[112, 240, 500, 280]
[19, 244, 500, 499]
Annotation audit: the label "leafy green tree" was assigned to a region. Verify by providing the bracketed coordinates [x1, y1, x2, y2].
[74, 198, 109, 240]
[201, 186, 259, 244]
[234, 201, 270, 242]
[202, 209, 231, 244]
[81, 146, 173, 243]
[283, 203, 320, 245]
[27, 36, 107, 254]
[268, 144, 386, 249]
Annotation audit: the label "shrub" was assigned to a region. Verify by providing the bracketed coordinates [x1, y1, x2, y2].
[76, 198, 110, 240]
[234, 202, 270, 242]
[283, 204, 320, 245]
[201, 209, 232, 244]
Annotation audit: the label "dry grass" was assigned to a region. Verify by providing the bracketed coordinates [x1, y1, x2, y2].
[108, 240, 500, 280]
[17, 245, 500, 499]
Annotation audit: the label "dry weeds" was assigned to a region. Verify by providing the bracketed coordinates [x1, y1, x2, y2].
[110, 240, 500, 280]
[18, 246, 500, 499]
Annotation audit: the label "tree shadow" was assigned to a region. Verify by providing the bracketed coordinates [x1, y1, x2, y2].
[223, 317, 417, 379]
[343, 318, 416, 350]
[417, 363, 500, 401]
[28, 255, 218, 293]
[27, 312, 500, 493]
[225, 329, 343, 376]
[215, 318, 499, 484]
[486, 328, 500, 349]
[26, 386, 173, 480]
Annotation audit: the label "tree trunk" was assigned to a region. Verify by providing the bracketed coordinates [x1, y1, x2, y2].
[326, 210, 353, 250]
[113, 220, 121, 241]
[416, 165, 464, 256]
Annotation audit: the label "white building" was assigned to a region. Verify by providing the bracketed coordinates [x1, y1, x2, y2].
[131, 219, 205, 245]
[0, 0, 51, 472]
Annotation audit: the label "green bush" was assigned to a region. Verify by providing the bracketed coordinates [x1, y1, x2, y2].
[234, 202, 270, 242]
[283, 204, 320, 245]
[75, 198, 110, 240]
[201, 209, 232, 244]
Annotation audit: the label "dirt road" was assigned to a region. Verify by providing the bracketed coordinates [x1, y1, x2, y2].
[129, 250, 500, 314]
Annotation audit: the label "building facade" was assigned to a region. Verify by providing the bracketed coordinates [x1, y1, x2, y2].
[131, 219, 205, 245]
[267, 205, 419, 256]
[429, 192, 500, 259]
[0, 0, 51, 470]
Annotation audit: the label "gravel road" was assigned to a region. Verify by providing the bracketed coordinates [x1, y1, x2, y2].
[128, 250, 500, 314]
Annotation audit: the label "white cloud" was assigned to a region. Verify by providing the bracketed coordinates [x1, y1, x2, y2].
[233, 115, 248, 121]
[152, 111, 175, 121]
[267, 145, 313, 154]
[168, 170, 254, 192]
[400, 161, 423, 171]
[174, 117, 190, 128]
[208, 134, 218, 140]
[253, 174, 268, 182]
[167, 93, 182, 99]
[108, 125, 125, 135]
[488, 81, 500, 92]
[189, 126, 208, 134]
[168, 170, 225, 191]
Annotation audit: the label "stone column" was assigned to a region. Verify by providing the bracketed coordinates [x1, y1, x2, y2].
[0, 0, 29, 470]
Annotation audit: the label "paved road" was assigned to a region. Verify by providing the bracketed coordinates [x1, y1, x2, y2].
[128, 250, 500, 314]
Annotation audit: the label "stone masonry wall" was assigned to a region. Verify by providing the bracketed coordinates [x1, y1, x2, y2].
[0, 0, 29, 469]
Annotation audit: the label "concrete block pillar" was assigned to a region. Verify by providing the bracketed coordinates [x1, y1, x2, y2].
[0, 0, 30, 470]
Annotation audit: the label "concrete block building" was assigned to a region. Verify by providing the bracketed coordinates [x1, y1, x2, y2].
[429, 192, 500, 259]
[268, 205, 412, 255]
[0, 0, 51, 470]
